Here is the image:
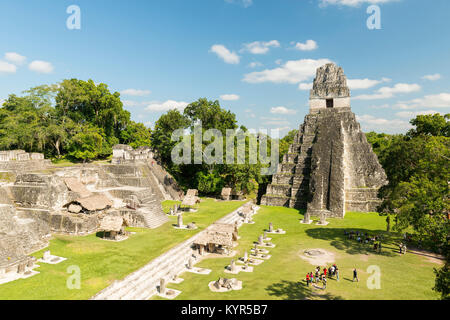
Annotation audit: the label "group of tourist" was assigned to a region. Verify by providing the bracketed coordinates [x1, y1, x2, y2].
[305, 264, 340, 289]
[344, 230, 383, 253]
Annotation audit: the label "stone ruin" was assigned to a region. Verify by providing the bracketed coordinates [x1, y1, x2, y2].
[210, 277, 242, 292]
[0, 146, 185, 281]
[112, 145, 154, 164]
[221, 187, 232, 201]
[0, 150, 49, 172]
[261, 63, 388, 219]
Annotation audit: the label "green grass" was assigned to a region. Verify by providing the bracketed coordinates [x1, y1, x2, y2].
[0, 198, 245, 300]
[153, 206, 441, 300]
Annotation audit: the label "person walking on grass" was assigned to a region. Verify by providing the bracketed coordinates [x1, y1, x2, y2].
[306, 273, 310, 287]
[336, 266, 340, 281]
[322, 276, 327, 289]
[353, 268, 359, 282]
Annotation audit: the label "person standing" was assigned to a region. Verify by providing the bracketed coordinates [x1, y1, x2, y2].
[322, 276, 327, 289]
[353, 268, 359, 282]
[336, 266, 340, 281]
[306, 273, 310, 287]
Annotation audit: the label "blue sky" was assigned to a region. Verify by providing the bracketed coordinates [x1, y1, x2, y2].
[0, 0, 449, 135]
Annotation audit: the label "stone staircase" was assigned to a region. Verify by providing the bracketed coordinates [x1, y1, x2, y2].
[261, 113, 320, 209]
[91, 203, 247, 300]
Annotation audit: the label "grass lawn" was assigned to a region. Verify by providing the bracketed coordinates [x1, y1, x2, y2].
[0, 198, 245, 300]
[153, 205, 441, 300]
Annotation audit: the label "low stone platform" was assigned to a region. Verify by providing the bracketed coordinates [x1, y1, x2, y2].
[0, 265, 40, 285]
[208, 279, 242, 293]
[186, 267, 212, 275]
[38, 255, 67, 265]
[156, 287, 182, 300]
[224, 265, 254, 274]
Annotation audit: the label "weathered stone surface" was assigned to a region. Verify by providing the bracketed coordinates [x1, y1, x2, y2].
[310, 63, 350, 99]
[68, 204, 82, 214]
[262, 63, 388, 218]
[0, 204, 49, 270]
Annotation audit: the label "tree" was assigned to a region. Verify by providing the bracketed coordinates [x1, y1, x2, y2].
[377, 115, 449, 251]
[151, 109, 189, 165]
[279, 129, 297, 162]
[55, 79, 130, 140]
[121, 121, 152, 148]
[183, 98, 238, 134]
[407, 113, 450, 138]
[67, 125, 105, 161]
[434, 259, 450, 300]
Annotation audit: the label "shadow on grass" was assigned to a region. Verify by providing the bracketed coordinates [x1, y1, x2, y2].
[305, 228, 399, 257]
[266, 280, 343, 300]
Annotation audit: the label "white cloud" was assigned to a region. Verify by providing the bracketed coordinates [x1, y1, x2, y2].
[368, 104, 390, 109]
[220, 94, 240, 101]
[298, 77, 388, 91]
[28, 60, 54, 74]
[145, 100, 189, 112]
[262, 119, 290, 126]
[241, 40, 280, 54]
[248, 61, 263, 68]
[4, 52, 26, 65]
[210, 44, 240, 64]
[353, 83, 421, 100]
[395, 93, 450, 110]
[123, 100, 150, 107]
[0, 61, 17, 73]
[121, 89, 151, 96]
[320, 0, 397, 7]
[275, 59, 283, 65]
[356, 114, 412, 133]
[293, 40, 318, 51]
[298, 82, 313, 91]
[270, 106, 297, 115]
[347, 78, 389, 90]
[395, 110, 441, 119]
[422, 74, 441, 81]
[243, 58, 332, 84]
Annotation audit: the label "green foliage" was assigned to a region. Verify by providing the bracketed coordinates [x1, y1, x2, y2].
[151, 109, 189, 165]
[55, 79, 130, 138]
[0, 79, 148, 161]
[67, 125, 105, 161]
[279, 129, 297, 162]
[408, 113, 450, 138]
[183, 98, 238, 134]
[196, 171, 223, 195]
[120, 121, 152, 148]
[372, 114, 450, 254]
[434, 260, 450, 300]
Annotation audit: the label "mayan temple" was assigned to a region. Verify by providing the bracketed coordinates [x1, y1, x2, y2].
[261, 63, 388, 218]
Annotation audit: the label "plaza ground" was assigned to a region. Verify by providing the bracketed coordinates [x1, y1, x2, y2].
[0, 199, 441, 300]
[154, 205, 441, 300]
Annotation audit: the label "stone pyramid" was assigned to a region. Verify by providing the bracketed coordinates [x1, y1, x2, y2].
[261, 63, 388, 218]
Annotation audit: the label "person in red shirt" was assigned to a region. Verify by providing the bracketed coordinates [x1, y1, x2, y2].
[306, 273, 310, 287]
[323, 268, 327, 277]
